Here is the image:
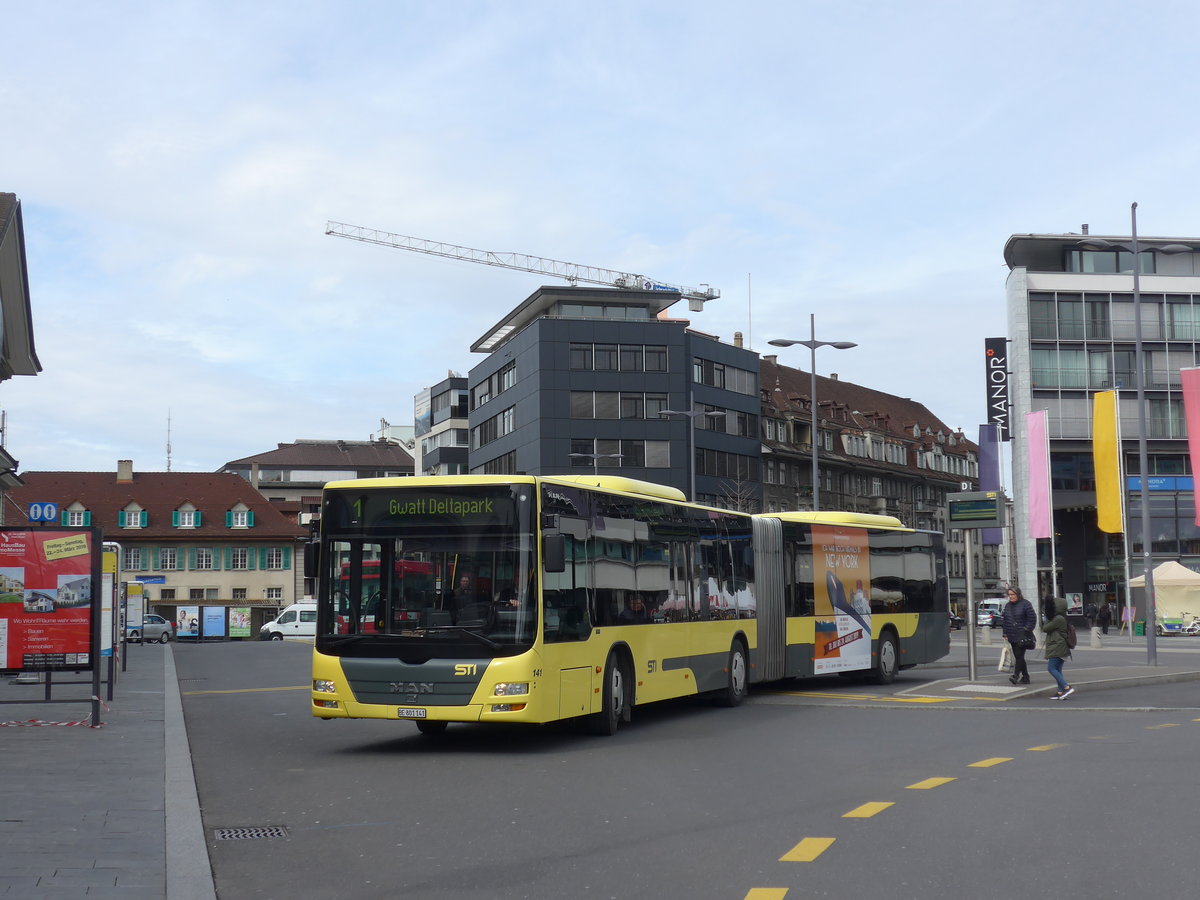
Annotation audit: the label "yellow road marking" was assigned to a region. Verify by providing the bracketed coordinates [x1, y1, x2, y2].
[907, 777, 955, 789]
[1147, 723, 1180, 729]
[843, 802, 893, 818]
[182, 685, 309, 696]
[744, 890, 788, 900]
[780, 837, 835, 862]
[968, 757, 1012, 768]
[1028, 743, 1067, 751]
[770, 690, 953, 704]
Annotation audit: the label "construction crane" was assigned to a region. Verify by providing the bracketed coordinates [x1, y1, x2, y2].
[325, 220, 720, 311]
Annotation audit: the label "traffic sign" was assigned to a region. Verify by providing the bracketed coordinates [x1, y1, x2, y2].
[27, 502, 59, 523]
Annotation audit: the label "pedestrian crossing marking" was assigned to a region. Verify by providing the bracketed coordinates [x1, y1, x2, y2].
[968, 757, 1012, 768]
[907, 777, 955, 789]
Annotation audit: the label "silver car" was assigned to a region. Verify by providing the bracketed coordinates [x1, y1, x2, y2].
[127, 614, 175, 643]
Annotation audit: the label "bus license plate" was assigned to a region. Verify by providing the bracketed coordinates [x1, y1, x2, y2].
[397, 708, 427, 719]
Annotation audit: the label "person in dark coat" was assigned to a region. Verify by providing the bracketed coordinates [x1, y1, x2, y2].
[1041, 595, 1075, 699]
[1097, 601, 1112, 634]
[1001, 585, 1038, 685]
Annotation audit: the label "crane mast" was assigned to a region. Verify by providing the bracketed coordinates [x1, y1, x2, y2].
[325, 221, 720, 310]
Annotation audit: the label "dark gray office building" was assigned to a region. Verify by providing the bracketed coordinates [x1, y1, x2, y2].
[467, 286, 762, 508]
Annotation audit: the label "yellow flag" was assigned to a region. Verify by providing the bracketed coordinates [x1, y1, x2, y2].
[1093, 390, 1122, 533]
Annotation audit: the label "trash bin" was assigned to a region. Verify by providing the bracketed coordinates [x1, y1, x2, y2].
[1134, 621, 1145, 636]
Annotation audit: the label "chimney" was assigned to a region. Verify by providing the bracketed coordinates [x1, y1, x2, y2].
[764, 354, 777, 364]
[251, 462, 260, 489]
[117, 460, 133, 483]
[1082, 224, 1090, 235]
[829, 373, 839, 381]
[733, 331, 743, 348]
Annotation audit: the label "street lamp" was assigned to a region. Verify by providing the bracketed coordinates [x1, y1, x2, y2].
[568, 451, 623, 474]
[658, 398, 725, 501]
[769, 314, 857, 511]
[1079, 210, 1190, 666]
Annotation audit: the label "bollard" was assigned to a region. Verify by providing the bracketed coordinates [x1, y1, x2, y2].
[982, 624, 993, 646]
[1091, 625, 1103, 648]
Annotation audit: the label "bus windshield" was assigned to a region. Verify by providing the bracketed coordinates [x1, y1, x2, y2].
[317, 484, 536, 656]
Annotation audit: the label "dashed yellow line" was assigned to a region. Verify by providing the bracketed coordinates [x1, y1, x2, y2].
[780, 837, 836, 862]
[907, 777, 955, 789]
[843, 802, 893, 818]
[1028, 743, 1067, 751]
[744, 890, 788, 900]
[1147, 723, 1180, 729]
[967, 757, 1012, 768]
[182, 685, 309, 696]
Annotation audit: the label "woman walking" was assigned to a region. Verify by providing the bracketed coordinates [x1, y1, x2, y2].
[1001, 585, 1037, 685]
[1041, 595, 1075, 700]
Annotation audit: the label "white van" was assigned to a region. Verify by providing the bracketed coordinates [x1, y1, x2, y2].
[260, 602, 317, 640]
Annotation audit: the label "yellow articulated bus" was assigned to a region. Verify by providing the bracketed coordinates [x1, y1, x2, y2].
[310, 474, 948, 735]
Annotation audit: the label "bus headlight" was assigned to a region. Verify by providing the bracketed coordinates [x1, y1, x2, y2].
[313, 680, 337, 693]
[494, 682, 529, 697]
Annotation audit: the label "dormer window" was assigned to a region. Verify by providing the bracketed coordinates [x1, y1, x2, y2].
[63, 503, 91, 527]
[174, 506, 202, 529]
[120, 506, 147, 529]
[227, 504, 254, 529]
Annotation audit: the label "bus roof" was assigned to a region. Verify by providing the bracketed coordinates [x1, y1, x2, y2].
[757, 510, 911, 531]
[321, 473, 687, 503]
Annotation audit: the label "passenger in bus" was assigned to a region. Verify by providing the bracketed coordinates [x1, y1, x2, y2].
[619, 594, 651, 625]
[451, 574, 488, 623]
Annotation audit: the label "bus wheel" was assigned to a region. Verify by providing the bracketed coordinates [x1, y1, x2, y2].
[718, 640, 748, 707]
[589, 652, 628, 736]
[416, 721, 447, 735]
[871, 633, 899, 685]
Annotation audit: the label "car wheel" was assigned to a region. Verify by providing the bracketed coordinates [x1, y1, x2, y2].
[871, 632, 899, 685]
[158, 632, 170, 644]
[589, 652, 629, 736]
[416, 721, 447, 735]
[717, 640, 748, 707]
[270, 633, 284, 641]
[129, 631, 140, 643]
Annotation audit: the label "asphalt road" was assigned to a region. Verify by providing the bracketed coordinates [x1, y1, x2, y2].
[175, 640, 1200, 900]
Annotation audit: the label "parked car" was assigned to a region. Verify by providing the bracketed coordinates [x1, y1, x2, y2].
[975, 599, 1006, 627]
[127, 614, 175, 643]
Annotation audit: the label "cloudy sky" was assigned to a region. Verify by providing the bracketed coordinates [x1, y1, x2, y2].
[4, 0, 1199, 473]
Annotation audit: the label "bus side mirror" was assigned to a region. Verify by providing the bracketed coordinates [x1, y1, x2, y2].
[303, 542, 319, 579]
[543, 534, 565, 573]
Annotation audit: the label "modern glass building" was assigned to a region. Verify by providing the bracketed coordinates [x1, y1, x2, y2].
[1005, 229, 1200, 613]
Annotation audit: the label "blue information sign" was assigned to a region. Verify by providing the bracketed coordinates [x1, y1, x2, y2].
[27, 502, 59, 523]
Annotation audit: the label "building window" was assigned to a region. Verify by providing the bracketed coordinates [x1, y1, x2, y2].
[160, 547, 178, 571]
[594, 344, 618, 370]
[195, 548, 215, 570]
[266, 548, 284, 569]
[160, 588, 176, 601]
[266, 587, 283, 601]
[229, 510, 249, 528]
[67, 510, 87, 527]
[189, 588, 205, 601]
[645, 346, 667, 371]
[176, 509, 200, 528]
[123, 547, 144, 570]
[231, 548, 249, 570]
[121, 509, 146, 529]
[232, 588, 247, 600]
[619, 345, 643, 371]
[569, 343, 593, 370]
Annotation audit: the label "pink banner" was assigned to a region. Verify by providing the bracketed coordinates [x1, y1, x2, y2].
[1182, 368, 1200, 526]
[1026, 410, 1051, 539]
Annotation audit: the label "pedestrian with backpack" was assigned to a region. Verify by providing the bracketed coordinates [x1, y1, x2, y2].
[1041, 595, 1075, 699]
[1001, 585, 1037, 685]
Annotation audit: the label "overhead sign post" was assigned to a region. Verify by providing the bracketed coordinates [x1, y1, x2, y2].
[948, 490, 1009, 681]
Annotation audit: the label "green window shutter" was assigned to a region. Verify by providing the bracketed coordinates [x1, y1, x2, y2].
[224, 547, 233, 569]
[60, 510, 68, 525]
[84, 512, 92, 526]
[225, 511, 232, 527]
[195, 511, 203, 527]
[172, 510, 179, 527]
[188, 548, 197, 570]
[282, 547, 292, 570]
[247, 510, 255, 527]
[141, 510, 148, 527]
[259, 548, 269, 569]
[118, 511, 127, 527]
[152, 547, 160, 571]
[247, 548, 257, 570]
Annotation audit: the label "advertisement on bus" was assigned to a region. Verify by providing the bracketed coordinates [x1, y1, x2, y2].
[812, 524, 872, 674]
[0, 528, 100, 672]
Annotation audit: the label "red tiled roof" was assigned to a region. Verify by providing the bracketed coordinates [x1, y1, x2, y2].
[8, 471, 308, 542]
[223, 439, 413, 469]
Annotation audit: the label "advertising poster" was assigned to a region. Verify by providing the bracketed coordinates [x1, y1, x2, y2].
[0, 528, 98, 671]
[811, 524, 872, 674]
[228, 607, 251, 638]
[101, 550, 116, 656]
[177, 605, 200, 638]
[125, 582, 145, 635]
[202, 606, 226, 638]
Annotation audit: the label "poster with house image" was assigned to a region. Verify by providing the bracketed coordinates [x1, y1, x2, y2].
[1, 567, 27, 605]
[55, 574, 92, 608]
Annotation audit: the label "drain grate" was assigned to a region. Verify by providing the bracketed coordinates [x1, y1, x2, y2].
[214, 826, 289, 841]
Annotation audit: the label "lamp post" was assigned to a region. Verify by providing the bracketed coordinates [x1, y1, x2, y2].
[769, 314, 857, 511]
[1078, 209, 1192, 666]
[658, 396, 725, 501]
[568, 451, 623, 474]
